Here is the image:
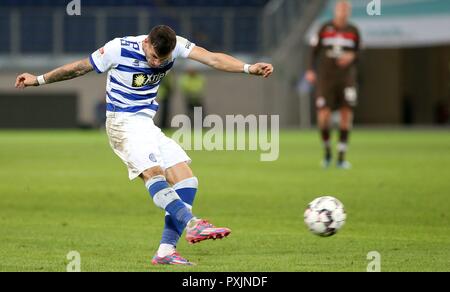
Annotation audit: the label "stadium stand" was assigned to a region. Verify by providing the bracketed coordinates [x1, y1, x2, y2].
[0, 0, 270, 54]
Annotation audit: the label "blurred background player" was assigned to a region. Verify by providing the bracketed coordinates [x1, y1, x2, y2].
[305, 0, 360, 169]
[179, 68, 206, 123]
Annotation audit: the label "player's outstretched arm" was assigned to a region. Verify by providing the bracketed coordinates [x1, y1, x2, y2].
[188, 46, 274, 78]
[15, 58, 94, 89]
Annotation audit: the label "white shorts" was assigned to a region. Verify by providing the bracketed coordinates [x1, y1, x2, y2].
[106, 111, 191, 180]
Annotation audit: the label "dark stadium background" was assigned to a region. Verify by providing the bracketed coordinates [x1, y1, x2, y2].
[1, 0, 448, 128]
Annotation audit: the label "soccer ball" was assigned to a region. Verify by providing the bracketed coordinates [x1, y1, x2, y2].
[304, 196, 346, 237]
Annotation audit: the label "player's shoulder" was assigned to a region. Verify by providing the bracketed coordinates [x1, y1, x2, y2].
[176, 36, 194, 49]
[106, 35, 146, 57]
[108, 35, 146, 48]
[173, 35, 195, 59]
[102, 37, 122, 52]
[123, 35, 147, 42]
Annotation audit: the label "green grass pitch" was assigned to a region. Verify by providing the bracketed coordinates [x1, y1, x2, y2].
[0, 129, 449, 272]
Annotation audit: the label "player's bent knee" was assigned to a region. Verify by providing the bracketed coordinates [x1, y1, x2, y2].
[140, 166, 165, 182]
[165, 162, 194, 185]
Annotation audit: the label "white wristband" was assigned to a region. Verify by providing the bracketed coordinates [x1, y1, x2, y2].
[243, 64, 251, 74]
[37, 75, 46, 86]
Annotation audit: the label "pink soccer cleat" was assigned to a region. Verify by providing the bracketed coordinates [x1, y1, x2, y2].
[151, 251, 194, 266]
[185, 219, 231, 245]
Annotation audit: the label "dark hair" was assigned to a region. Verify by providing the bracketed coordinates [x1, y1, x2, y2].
[149, 25, 177, 57]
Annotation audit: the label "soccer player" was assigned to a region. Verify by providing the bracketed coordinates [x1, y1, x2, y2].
[15, 25, 274, 266]
[306, 0, 361, 169]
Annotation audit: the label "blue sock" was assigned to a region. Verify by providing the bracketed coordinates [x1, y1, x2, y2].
[146, 176, 194, 242]
[165, 200, 194, 228]
[161, 178, 199, 246]
[174, 177, 198, 208]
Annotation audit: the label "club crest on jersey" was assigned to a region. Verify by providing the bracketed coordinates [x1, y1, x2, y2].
[149, 153, 157, 163]
[132, 73, 165, 87]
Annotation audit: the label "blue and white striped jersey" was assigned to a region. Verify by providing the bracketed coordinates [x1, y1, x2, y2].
[89, 35, 195, 117]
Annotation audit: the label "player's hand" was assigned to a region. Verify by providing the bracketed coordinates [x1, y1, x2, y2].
[15, 73, 38, 89]
[337, 52, 355, 68]
[249, 63, 274, 78]
[305, 70, 317, 84]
